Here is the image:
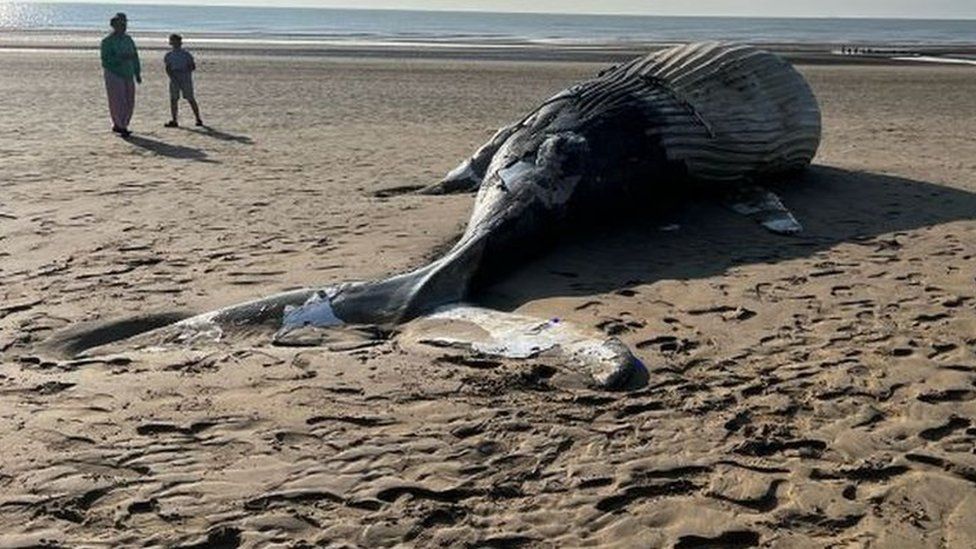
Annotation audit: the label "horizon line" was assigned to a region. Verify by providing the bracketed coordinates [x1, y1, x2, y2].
[11, 0, 976, 22]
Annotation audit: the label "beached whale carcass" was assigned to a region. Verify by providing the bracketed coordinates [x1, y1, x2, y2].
[88, 42, 822, 388]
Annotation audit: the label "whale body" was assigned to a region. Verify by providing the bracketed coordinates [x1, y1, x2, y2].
[69, 42, 822, 388]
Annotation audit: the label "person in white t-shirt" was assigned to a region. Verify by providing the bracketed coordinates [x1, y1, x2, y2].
[163, 34, 203, 127]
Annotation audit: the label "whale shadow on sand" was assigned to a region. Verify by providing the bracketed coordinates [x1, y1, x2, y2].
[475, 165, 976, 310]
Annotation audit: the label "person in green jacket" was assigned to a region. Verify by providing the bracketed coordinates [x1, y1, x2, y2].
[101, 13, 141, 137]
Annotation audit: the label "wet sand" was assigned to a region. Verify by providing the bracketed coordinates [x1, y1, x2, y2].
[1, 47, 976, 546]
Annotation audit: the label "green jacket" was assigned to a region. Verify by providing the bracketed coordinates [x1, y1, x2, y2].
[101, 33, 141, 80]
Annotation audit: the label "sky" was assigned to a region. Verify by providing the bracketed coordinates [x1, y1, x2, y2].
[16, 0, 976, 19]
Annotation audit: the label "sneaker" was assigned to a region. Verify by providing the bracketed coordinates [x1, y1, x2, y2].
[112, 126, 123, 134]
[195, 119, 204, 127]
[119, 128, 132, 138]
[164, 121, 179, 128]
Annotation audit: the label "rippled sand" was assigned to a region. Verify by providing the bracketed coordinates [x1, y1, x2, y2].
[1, 47, 975, 547]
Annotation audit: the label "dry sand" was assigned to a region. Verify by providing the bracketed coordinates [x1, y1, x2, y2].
[1, 47, 976, 547]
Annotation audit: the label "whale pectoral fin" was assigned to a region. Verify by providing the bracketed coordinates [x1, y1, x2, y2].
[726, 187, 803, 235]
[419, 122, 522, 195]
[418, 158, 483, 195]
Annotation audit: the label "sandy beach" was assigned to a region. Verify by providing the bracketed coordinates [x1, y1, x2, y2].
[1, 42, 976, 547]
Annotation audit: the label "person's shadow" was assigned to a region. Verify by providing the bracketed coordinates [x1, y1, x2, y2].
[124, 134, 217, 163]
[475, 165, 976, 310]
[182, 125, 254, 144]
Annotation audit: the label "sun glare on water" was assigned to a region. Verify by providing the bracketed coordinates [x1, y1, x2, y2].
[0, 3, 55, 29]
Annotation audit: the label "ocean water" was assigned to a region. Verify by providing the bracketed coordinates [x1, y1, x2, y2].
[1, 2, 974, 46]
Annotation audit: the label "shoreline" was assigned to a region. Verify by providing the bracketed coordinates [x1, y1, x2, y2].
[3, 30, 976, 64]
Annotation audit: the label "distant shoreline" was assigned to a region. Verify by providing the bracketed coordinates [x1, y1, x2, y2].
[2, 30, 976, 65]
[5, 4, 976, 50]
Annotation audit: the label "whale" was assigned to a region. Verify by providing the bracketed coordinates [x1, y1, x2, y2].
[61, 42, 822, 388]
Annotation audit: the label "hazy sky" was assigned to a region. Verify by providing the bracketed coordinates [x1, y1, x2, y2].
[21, 0, 976, 19]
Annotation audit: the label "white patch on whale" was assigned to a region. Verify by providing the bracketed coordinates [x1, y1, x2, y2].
[168, 312, 224, 345]
[410, 305, 639, 388]
[281, 291, 344, 330]
[497, 160, 536, 192]
[729, 189, 803, 235]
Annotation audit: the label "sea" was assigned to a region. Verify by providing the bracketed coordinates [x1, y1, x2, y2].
[1, 2, 974, 46]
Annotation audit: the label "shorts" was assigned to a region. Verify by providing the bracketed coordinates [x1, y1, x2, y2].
[169, 73, 195, 101]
